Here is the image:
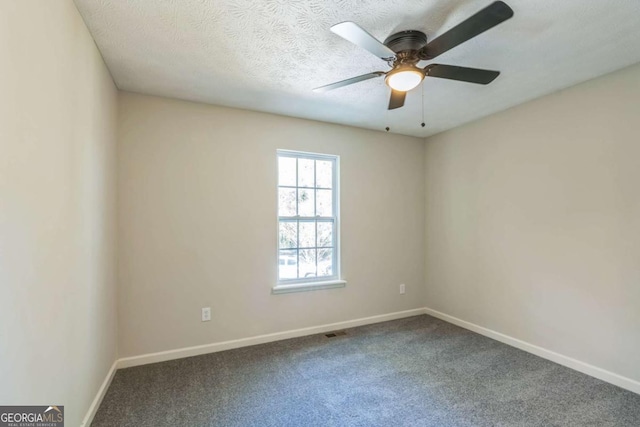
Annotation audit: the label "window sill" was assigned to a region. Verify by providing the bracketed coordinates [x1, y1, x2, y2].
[272, 280, 347, 295]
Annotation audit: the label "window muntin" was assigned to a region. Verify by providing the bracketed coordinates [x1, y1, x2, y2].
[277, 151, 338, 284]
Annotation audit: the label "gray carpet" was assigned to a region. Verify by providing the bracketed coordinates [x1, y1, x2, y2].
[92, 315, 640, 426]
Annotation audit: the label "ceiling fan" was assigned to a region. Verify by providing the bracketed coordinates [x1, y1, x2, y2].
[313, 1, 514, 110]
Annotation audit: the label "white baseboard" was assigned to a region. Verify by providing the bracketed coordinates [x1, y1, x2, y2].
[116, 307, 426, 369]
[80, 360, 118, 427]
[424, 307, 640, 395]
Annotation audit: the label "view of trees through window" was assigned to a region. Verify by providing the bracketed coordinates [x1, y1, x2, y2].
[277, 152, 337, 282]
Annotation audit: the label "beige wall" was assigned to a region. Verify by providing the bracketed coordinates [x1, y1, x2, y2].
[117, 92, 425, 357]
[0, 1, 118, 425]
[424, 63, 640, 382]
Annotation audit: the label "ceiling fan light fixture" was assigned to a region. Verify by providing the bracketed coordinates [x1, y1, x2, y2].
[316, 2, 514, 110]
[385, 66, 424, 92]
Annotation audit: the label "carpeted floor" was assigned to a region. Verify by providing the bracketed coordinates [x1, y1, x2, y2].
[92, 315, 640, 426]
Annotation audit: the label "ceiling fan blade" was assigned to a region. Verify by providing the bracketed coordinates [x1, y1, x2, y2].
[425, 64, 500, 84]
[388, 90, 406, 110]
[331, 22, 397, 60]
[420, 1, 514, 60]
[313, 72, 386, 93]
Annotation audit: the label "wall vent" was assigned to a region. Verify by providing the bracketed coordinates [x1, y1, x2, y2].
[325, 331, 347, 338]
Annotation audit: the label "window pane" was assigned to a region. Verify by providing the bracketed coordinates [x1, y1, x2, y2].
[316, 189, 332, 217]
[299, 221, 315, 248]
[318, 248, 333, 277]
[279, 221, 297, 249]
[298, 188, 314, 216]
[279, 250, 298, 279]
[298, 158, 315, 188]
[278, 156, 296, 186]
[317, 221, 333, 247]
[316, 160, 333, 188]
[279, 188, 296, 216]
[298, 249, 317, 278]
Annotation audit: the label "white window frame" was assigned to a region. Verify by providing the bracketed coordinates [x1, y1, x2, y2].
[273, 150, 345, 294]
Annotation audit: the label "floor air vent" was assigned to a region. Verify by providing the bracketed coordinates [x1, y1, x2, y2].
[325, 331, 347, 338]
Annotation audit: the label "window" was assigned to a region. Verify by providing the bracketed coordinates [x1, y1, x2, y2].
[274, 150, 344, 293]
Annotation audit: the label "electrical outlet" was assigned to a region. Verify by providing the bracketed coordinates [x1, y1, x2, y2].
[201, 307, 211, 322]
[399, 284, 406, 294]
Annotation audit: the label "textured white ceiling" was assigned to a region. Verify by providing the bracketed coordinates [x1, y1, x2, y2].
[74, 0, 640, 137]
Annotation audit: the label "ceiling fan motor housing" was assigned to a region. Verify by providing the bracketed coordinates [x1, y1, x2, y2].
[384, 30, 428, 54]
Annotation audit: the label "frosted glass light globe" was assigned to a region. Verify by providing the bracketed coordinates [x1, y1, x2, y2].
[385, 68, 424, 92]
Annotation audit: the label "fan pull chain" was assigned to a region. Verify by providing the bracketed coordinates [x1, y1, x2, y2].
[421, 84, 425, 128]
[385, 95, 390, 132]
